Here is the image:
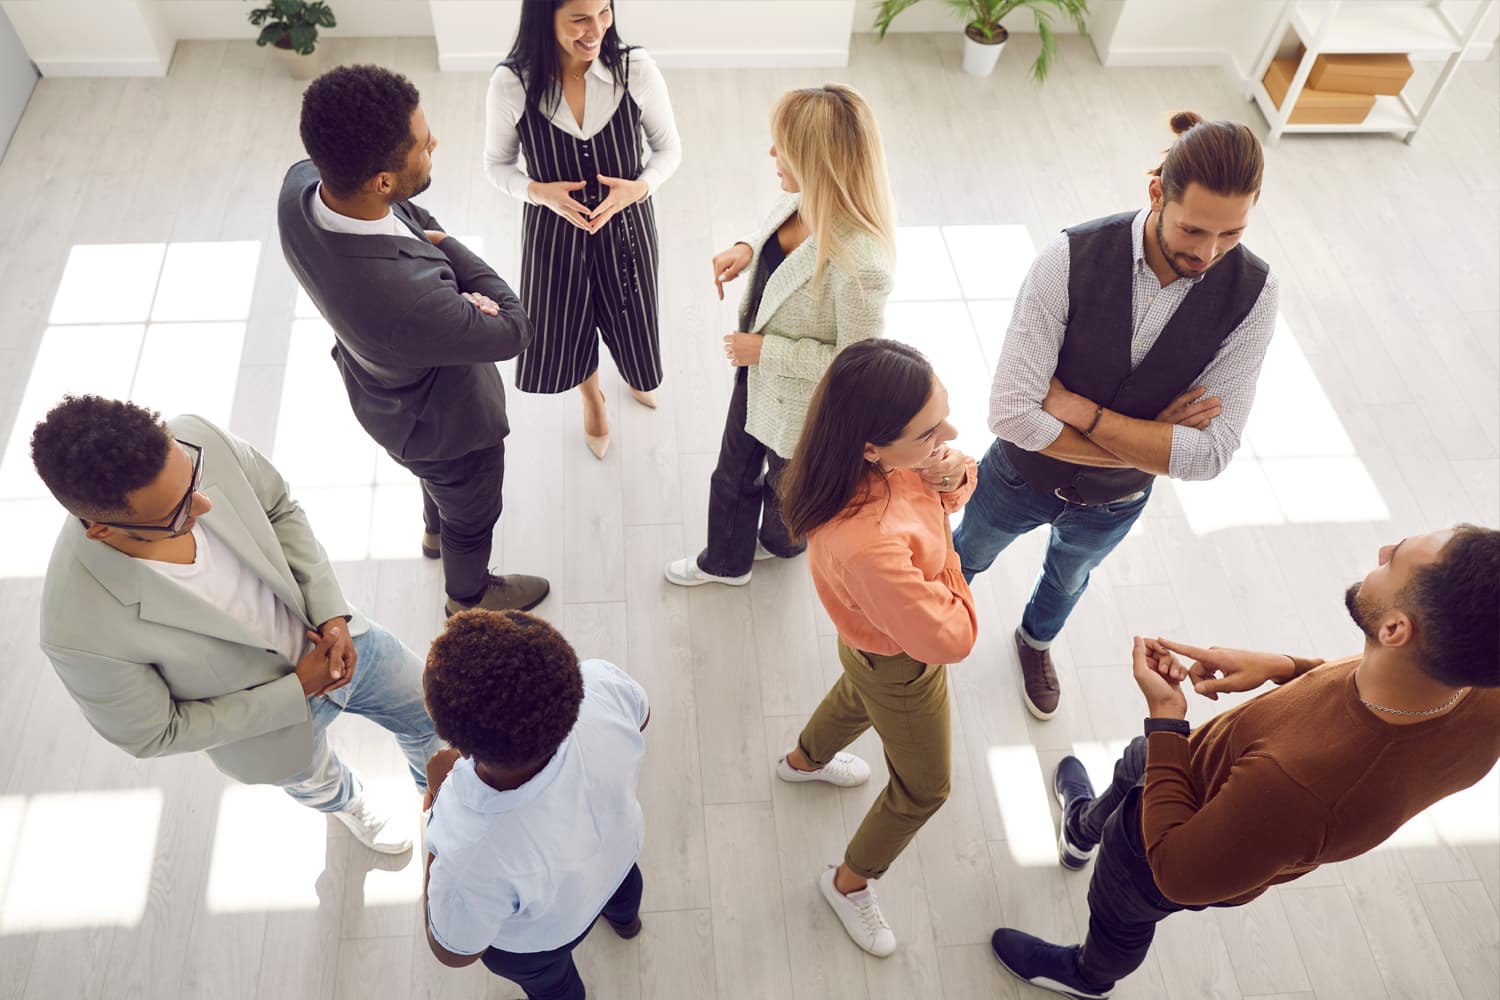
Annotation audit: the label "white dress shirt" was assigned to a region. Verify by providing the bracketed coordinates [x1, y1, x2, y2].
[483, 50, 682, 203]
[309, 183, 421, 241]
[424, 659, 649, 955]
[988, 209, 1279, 481]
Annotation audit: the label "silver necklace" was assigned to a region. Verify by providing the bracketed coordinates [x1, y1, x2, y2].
[1357, 680, 1469, 717]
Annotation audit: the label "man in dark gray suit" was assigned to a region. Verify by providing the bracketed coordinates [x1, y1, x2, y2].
[278, 64, 547, 616]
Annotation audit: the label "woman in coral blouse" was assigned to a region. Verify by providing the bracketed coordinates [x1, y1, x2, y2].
[774, 338, 977, 958]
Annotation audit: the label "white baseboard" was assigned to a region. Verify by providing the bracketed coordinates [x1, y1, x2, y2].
[1102, 46, 1243, 75]
[438, 49, 850, 73]
[35, 56, 170, 78]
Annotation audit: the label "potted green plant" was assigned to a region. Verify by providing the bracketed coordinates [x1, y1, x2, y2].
[245, 0, 337, 79]
[873, 0, 1090, 81]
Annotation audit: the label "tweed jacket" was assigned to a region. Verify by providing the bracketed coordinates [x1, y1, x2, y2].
[39, 415, 367, 785]
[739, 193, 894, 458]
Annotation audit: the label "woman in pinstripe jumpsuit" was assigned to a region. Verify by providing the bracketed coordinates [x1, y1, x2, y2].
[484, 0, 682, 459]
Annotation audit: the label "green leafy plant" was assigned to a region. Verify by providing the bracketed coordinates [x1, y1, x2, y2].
[873, 0, 1090, 83]
[245, 0, 337, 56]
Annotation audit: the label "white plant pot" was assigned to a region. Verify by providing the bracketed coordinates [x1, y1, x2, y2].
[276, 45, 321, 81]
[962, 33, 1007, 77]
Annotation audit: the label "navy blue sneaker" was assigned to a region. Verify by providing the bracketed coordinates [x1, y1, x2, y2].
[1052, 756, 1098, 870]
[991, 928, 1110, 999]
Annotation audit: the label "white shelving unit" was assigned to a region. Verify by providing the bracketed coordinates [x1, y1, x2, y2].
[1246, 0, 1497, 143]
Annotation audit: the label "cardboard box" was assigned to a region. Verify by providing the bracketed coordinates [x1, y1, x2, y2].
[1308, 52, 1413, 96]
[1263, 57, 1376, 124]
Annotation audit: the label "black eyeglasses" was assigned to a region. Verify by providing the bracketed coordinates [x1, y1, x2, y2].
[92, 440, 204, 535]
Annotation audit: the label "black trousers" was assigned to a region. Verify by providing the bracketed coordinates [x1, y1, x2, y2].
[696, 366, 804, 577]
[480, 864, 644, 1000]
[397, 443, 505, 602]
[1069, 736, 1210, 991]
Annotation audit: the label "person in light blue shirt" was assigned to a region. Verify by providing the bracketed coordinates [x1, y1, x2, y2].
[420, 609, 650, 1000]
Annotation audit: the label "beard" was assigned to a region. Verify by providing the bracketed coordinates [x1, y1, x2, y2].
[1155, 211, 1216, 280]
[394, 171, 432, 202]
[1344, 581, 1382, 640]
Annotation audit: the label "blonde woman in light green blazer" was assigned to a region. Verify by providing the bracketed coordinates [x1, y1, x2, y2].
[665, 84, 897, 587]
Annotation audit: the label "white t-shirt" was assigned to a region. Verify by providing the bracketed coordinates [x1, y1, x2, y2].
[309, 182, 422, 241]
[141, 524, 311, 665]
[424, 659, 649, 954]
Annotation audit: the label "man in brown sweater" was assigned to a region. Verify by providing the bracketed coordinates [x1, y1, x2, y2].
[990, 524, 1500, 999]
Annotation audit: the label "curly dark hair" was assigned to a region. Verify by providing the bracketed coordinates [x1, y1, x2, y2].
[30, 395, 172, 519]
[299, 65, 421, 197]
[1403, 525, 1500, 688]
[424, 610, 584, 768]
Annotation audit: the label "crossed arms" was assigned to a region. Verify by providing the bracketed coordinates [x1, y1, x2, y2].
[989, 234, 1279, 481]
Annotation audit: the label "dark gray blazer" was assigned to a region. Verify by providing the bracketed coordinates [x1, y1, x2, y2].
[277, 159, 534, 462]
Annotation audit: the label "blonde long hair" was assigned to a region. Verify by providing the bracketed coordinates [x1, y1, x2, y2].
[770, 85, 897, 290]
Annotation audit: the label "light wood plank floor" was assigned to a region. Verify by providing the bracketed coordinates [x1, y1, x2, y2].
[0, 32, 1495, 1000]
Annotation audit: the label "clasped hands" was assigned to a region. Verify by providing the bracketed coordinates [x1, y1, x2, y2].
[1131, 636, 1299, 720]
[294, 618, 358, 699]
[1042, 377, 1223, 434]
[529, 175, 648, 235]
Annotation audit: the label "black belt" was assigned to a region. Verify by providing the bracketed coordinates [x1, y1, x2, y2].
[1052, 486, 1147, 507]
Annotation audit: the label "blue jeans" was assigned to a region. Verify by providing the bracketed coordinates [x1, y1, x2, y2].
[952, 440, 1151, 643]
[278, 623, 443, 812]
[481, 864, 645, 1000]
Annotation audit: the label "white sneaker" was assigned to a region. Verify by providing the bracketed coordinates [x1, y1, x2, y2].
[664, 557, 750, 587]
[776, 751, 871, 788]
[753, 541, 775, 561]
[819, 866, 896, 957]
[332, 795, 413, 855]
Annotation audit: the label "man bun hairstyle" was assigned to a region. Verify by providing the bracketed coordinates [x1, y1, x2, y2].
[1403, 525, 1500, 689]
[424, 610, 585, 769]
[30, 395, 172, 519]
[299, 65, 421, 198]
[1149, 110, 1264, 203]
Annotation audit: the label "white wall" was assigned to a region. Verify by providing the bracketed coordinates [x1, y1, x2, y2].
[0, 4, 37, 155]
[1103, 0, 1497, 76]
[850, 0, 1085, 34]
[430, 1, 859, 72]
[1, 0, 174, 76]
[1100, 0, 1279, 75]
[156, 0, 434, 40]
[5, 1, 1495, 78]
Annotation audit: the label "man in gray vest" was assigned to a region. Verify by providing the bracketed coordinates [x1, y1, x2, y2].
[278, 65, 548, 617]
[950, 112, 1278, 720]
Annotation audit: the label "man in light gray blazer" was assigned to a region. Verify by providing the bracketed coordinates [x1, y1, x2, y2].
[32, 396, 442, 854]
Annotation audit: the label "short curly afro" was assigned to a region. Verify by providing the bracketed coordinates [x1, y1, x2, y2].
[424, 610, 585, 769]
[30, 395, 172, 519]
[299, 64, 421, 197]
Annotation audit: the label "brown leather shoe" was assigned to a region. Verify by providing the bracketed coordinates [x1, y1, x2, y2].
[421, 531, 441, 560]
[1014, 627, 1060, 720]
[444, 574, 550, 616]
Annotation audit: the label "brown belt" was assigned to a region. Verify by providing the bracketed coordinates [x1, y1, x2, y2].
[1053, 486, 1147, 507]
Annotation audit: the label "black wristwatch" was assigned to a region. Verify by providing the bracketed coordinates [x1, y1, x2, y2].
[1144, 717, 1190, 736]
